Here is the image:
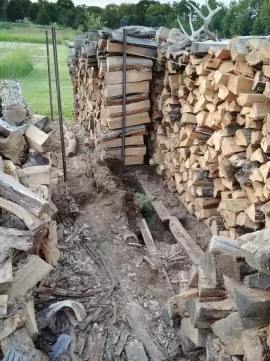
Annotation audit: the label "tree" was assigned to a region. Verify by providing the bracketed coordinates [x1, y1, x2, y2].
[45, 2, 59, 23]
[252, 0, 270, 34]
[36, 6, 50, 24]
[102, 3, 119, 29]
[134, 0, 157, 26]
[120, 15, 127, 27]
[57, 0, 74, 10]
[18, 0, 31, 16]
[28, 2, 40, 21]
[146, 3, 172, 27]
[0, 0, 8, 20]
[6, 0, 24, 21]
[85, 12, 104, 30]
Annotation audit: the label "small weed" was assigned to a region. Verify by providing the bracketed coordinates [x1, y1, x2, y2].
[0, 49, 33, 78]
[134, 192, 155, 225]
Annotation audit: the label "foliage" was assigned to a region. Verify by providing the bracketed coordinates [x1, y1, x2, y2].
[0, 22, 12, 29]
[2, 0, 270, 35]
[85, 12, 104, 31]
[0, 48, 33, 77]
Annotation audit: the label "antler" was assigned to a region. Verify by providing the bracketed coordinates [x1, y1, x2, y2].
[187, 0, 222, 39]
[178, 0, 221, 41]
[178, 13, 204, 41]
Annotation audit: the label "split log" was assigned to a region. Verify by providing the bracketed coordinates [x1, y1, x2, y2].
[106, 56, 153, 72]
[107, 113, 150, 130]
[104, 69, 152, 85]
[106, 99, 150, 117]
[211, 312, 244, 355]
[0, 80, 28, 125]
[25, 125, 51, 153]
[17, 165, 50, 187]
[0, 171, 49, 216]
[240, 229, 270, 273]
[8, 255, 53, 301]
[0, 327, 45, 360]
[0, 226, 33, 263]
[175, 289, 199, 318]
[209, 235, 242, 256]
[65, 130, 77, 157]
[0, 131, 26, 164]
[0, 257, 13, 292]
[242, 327, 270, 361]
[186, 298, 236, 329]
[180, 317, 207, 347]
[0, 315, 25, 341]
[107, 41, 156, 58]
[0, 118, 28, 137]
[105, 81, 150, 98]
[0, 295, 7, 316]
[215, 254, 256, 281]
[0, 198, 46, 231]
[244, 272, 270, 290]
[234, 282, 270, 329]
[198, 265, 225, 297]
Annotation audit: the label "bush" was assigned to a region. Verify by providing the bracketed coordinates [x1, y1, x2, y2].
[0, 22, 12, 30]
[0, 49, 33, 78]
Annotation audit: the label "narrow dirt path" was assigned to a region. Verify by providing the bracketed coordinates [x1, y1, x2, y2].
[37, 124, 210, 360]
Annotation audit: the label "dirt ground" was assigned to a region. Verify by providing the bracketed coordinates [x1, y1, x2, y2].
[34, 124, 211, 360]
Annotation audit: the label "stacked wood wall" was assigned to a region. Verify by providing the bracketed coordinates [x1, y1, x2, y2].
[68, 30, 160, 165]
[151, 36, 270, 240]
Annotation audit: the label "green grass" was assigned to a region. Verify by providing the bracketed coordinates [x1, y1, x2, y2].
[0, 23, 75, 44]
[0, 49, 33, 78]
[0, 42, 73, 120]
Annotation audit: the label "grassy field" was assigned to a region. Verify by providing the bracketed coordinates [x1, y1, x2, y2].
[0, 23, 75, 44]
[0, 41, 73, 120]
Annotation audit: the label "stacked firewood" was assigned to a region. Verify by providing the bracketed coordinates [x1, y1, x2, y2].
[150, 35, 270, 239]
[68, 28, 159, 165]
[167, 229, 270, 361]
[0, 81, 62, 358]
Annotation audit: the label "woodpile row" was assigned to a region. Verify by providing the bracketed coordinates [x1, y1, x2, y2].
[0, 80, 63, 358]
[151, 35, 270, 240]
[67, 28, 167, 165]
[167, 225, 270, 361]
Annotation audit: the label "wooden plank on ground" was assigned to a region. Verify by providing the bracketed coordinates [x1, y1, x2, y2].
[169, 216, 204, 265]
[140, 219, 158, 255]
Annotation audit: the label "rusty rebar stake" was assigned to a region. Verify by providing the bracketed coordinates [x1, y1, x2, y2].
[121, 28, 127, 165]
[51, 26, 67, 182]
[45, 30, 53, 121]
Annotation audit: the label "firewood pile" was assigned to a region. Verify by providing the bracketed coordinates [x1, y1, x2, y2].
[150, 32, 270, 240]
[68, 27, 161, 165]
[0, 80, 62, 358]
[167, 228, 270, 361]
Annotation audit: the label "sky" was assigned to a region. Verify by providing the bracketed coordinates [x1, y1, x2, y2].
[71, 0, 230, 7]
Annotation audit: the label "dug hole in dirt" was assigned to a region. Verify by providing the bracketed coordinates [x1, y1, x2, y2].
[36, 123, 211, 361]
